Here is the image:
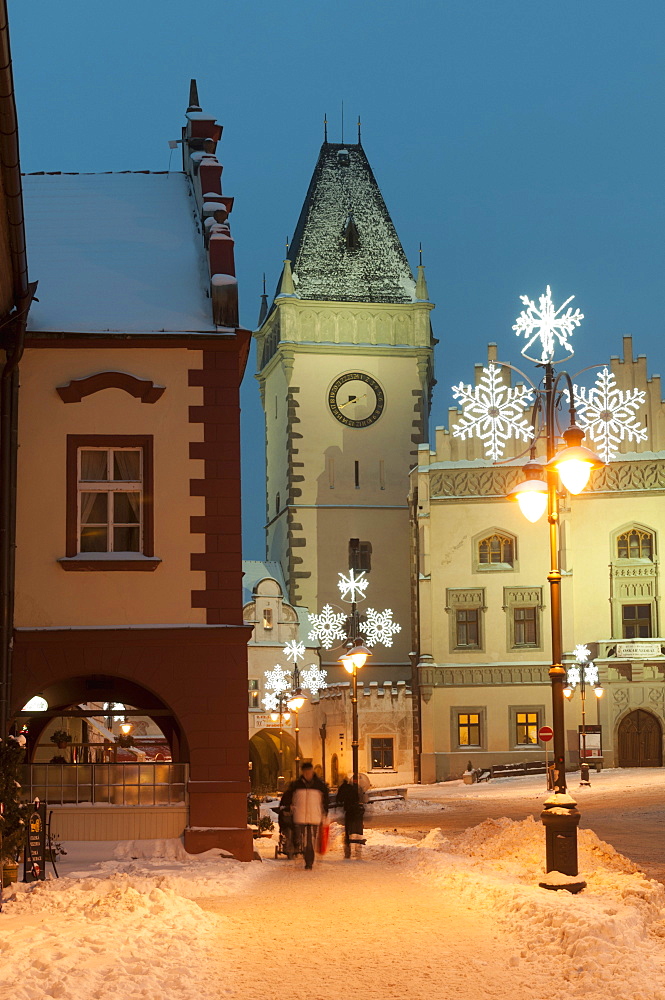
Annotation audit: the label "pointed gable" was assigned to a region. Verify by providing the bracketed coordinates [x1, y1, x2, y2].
[288, 142, 416, 304]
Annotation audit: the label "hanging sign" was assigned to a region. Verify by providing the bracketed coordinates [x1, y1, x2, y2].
[24, 798, 47, 883]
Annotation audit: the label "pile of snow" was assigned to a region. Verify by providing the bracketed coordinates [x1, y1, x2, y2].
[365, 817, 665, 998]
[365, 796, 445, 814]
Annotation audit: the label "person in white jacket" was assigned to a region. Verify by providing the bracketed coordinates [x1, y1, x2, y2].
[288, 762, 329, 869]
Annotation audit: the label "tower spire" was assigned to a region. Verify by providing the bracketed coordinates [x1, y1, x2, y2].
[357, 116, 362, 145]
[415, 245, 429, 301]
[258, 272, 269, 326]
[187, 79, 201, 113]
[324, 113, 328, 143]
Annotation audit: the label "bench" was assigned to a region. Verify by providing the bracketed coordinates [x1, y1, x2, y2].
[490, 761, 547, 779]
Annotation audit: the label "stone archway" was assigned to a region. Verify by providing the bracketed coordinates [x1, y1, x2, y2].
[249, 729, 295, 792]
[617, 710, 663, 767]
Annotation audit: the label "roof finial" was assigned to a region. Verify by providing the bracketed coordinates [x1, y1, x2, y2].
[357, 116, 362, 144]
[258, 272, 269, 326]
[341, 100, 344, 144]
[277, 257, 296, 298]
[415, 247, 429, 301]
[188, 79, 201, 113]
[286, 235, 290, 255]
[324, 113, 328, 143]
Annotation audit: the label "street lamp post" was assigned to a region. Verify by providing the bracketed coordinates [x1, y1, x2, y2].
[564, 644, 604, 780]
[269, 693, 291, 782]
[449, 286, 649, 883]
[339, 638, 372, 781]
[308, 568, 399, 783]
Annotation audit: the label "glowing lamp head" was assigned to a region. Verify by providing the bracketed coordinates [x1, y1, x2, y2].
[287, 690, 306, 712]
[563, 684, 573, 699]
[269, 711, 279, 722]
[119, 722, 134, 736]
[507, 460, 548, 523]
[22, 695, 48, 713]
[339, 639, 372, 673]
[594, 685, 604, 699]
[548, 424, 603, 495]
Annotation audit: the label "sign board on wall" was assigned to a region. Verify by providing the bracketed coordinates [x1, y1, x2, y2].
[616, 641, 663, 660]
[253, 714, 293, 730]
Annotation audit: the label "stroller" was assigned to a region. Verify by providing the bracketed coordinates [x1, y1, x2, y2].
[274, 792, 302, 860]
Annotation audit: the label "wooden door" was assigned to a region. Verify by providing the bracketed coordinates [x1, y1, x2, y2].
[618, 710, 663, 767]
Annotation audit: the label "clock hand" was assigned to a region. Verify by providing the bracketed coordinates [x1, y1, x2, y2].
[339, 393, 367, 409]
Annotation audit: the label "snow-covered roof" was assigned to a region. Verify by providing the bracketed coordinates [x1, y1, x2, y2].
[286, 142, 416, 304]
[23, 172, 216, 334]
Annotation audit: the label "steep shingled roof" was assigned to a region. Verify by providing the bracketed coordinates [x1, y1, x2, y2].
[287, 142, 416, 304]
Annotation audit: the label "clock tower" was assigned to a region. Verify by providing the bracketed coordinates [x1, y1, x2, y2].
[254, 139, 435, 677]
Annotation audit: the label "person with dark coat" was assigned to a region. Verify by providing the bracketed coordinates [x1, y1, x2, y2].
[290, 762, 329, 869]
[336, 777, 366, 858]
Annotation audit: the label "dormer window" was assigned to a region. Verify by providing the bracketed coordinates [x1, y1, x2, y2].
[337, 149, 350, 166]
[263, 608, 273, 630]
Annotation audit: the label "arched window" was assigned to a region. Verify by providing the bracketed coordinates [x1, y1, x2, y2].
[478, 532, 514, 567]
[617, 528, 653, 561]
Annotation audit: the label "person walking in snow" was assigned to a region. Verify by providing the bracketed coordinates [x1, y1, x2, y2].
[290, 762, 329, 870]
[336, 776, 366, 858]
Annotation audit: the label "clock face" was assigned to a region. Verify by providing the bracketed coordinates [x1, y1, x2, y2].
[328, 372, 385, 428]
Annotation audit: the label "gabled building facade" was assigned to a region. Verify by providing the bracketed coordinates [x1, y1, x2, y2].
[412, 338, 665, 781]
[254, 138, 435, 690]
[11, 84, 254, 859]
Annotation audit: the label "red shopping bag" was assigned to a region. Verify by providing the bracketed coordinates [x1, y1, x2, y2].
[317, 822, 330, 855]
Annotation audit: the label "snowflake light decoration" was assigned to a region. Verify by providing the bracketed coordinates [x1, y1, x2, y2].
[363, 608, 402, 648]
[337, 569, 369, 603]
[283, 640, 306, 662]
[264, 664, 291, 695]
[308, 604, 347, 650]
[452, 363, 534, 461]
[574, 644, 591, 664]
[261, 691, 280, 713]
[513, 285, 583, 363]
[301, 664, 328, 697]
[570, 367, 647, 463]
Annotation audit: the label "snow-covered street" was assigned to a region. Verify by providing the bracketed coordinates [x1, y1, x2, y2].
[2, 770, 665, 1000]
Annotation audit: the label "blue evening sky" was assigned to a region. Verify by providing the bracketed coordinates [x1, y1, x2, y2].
[9, 1, 665, 557]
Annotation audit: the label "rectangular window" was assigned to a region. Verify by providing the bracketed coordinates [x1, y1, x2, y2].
[516, 712, 538, 745]
[349, 538, 372, 572]
[78, 447, 142, 553]
[456, 608, 479, 647]
[370, 737, 394, 769]
[513, 607, 537, 646]
[263, 608, 273, 630]
[622, 604, 652, 638]
[458, 713, 480, 746]
[248, 679, 259, 710]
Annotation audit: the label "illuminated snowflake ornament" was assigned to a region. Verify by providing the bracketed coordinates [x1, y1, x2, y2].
[452, 363, 534, 461]
[308, 604, 347, 650]
[301, 664, 328, 697]
[264, 664, 291, 695]
[574, 644, 591, 663]
[337, 569, 369, 603]
[363, 608, 402, 648]
[570, 368, 647, 463]
[261, 691, 279, 712]
[283, 640, 306, 662]
[513, 285, 583, 363]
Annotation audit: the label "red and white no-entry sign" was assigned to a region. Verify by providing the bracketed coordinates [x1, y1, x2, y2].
[538, 726, 554, 743]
